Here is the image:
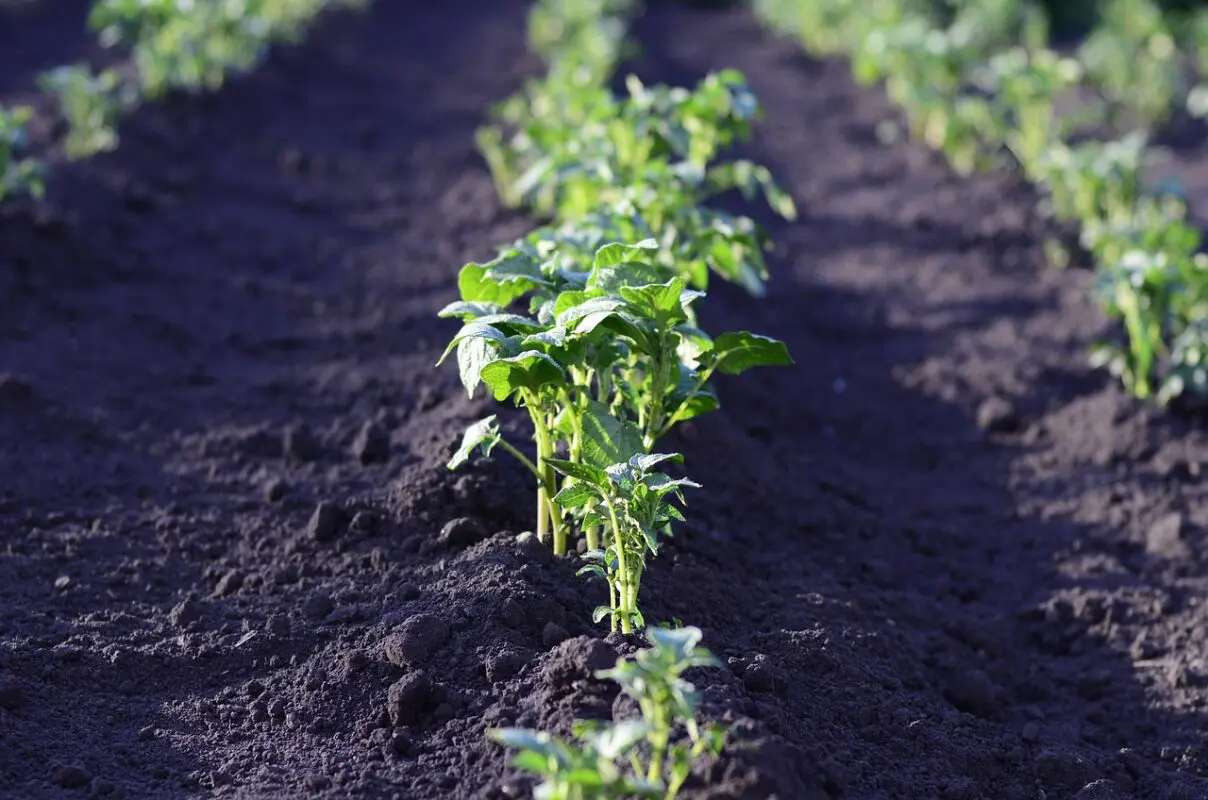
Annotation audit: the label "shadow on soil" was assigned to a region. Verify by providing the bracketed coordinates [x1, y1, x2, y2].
[617, 2, 1208, 796]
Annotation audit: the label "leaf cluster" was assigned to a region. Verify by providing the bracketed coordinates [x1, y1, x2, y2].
[489, 626, 725, 800]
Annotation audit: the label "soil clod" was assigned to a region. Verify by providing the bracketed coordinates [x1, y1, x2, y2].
[305, 502, 348, 543]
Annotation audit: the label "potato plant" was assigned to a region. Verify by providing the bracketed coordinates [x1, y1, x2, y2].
[481, 68, 796, 297]
[755, 0, 1208, 407]
[42, 0, 367, 160]
[489, 626, 725, 799]
[438, 241, 791, 558]
[0, 106, 43, 202]
[550, 453, 698, 634]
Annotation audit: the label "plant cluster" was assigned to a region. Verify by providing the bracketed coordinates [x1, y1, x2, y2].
[754, 0, 1208, 406]
[0, 106, 43, 202]
[489, 625, 725, 800]
[441, 0, 794, 635]
[39, 0, 369, 160]
[443, 0, 798, 791]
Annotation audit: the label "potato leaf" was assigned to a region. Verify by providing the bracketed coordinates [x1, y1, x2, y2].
[479, 351, 564, 401]
[447, 415, 502, 470]
[581, 400, 644, 468]
[545, 457, 609, 488]
[708, 331, 793, 374]
[592, 239, 659, 269]
[458, 251, 549, 306]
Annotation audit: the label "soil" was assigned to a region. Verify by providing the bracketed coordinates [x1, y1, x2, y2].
[3, 1, 1208, 798]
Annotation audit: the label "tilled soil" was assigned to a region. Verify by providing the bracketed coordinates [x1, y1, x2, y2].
[3, 1, 1208, 798]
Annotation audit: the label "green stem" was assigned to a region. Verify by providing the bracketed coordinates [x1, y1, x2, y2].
[655, 362, 719, 442]
[607, 577, 618, 634]
[533, 420, 567, 556]
[496, 439, 541, 480]
[604, 499, 631, 635]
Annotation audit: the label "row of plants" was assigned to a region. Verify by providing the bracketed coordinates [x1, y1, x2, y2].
[44, 0, 371, 159]
[0, 0, 366, 202]
[755, 0, 1208, 405]
[437, 0, 796, 796]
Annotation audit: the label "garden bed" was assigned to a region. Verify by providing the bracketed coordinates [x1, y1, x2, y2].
[2, 0, 1208, 798]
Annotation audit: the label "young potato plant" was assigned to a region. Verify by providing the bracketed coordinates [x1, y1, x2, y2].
[1078, 0, 1184, 130]
[484, 70, 796, 296]
[439, 241, 792, 557]
[39, 66, 131, 159]
[526, 0, 637, 82]
[0, 106, 44, 202]
[550, 453, 697, 634]
[489, 626, 725, 799]
[972, 47, 1084, 182]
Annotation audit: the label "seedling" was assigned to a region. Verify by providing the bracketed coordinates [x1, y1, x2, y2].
[489, 626, 725, 800]
[39, 66, 130, 159]
[550, 453, 697, 634]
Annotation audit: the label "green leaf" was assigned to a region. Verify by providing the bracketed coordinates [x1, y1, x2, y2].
[457, 336, 498, 398]
[646, 625, 704, 659]
[592, 239, 659, 269]
[581, 401, 644, 468]
[592, 606, 614, 624]
[435, 321, 510, 367]
[523, 326, 569, 349]
[553, 289, 598, 318]
[447, 415, 501, 470]
[709, 332, 793, 374]
[510, 750, 553, 775]
[489, 728, 560, 757]
[564, 769, 606, 788]
[556, 297, 626, 332]
[474, 313, 545, 333]
[618, 278, 686, 319]
[591, 719, 649, 760]
[576, 563, 608, 579]
[646, 475, 702, 495]
[553, 481, 599, 509]
[589, 260, 673, 294]
[545, 457, 609, 487]
[630, 453, 683, 472]
[458, 251, 548, 305]
[437, 300, 506, 320]
[479, 351, 564, 401]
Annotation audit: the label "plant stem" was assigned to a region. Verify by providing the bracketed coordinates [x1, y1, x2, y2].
[604, 499, 631, 635]
[533, 420, 567, 555]
[496, 439, 541, 479]
[655, 362, 719, 442]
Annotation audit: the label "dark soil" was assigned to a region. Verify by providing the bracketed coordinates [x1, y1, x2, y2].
[3, 1, 1208, 798]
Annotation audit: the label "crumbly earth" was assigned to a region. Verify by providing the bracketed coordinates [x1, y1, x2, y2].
[3, 1, 1208, 798]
